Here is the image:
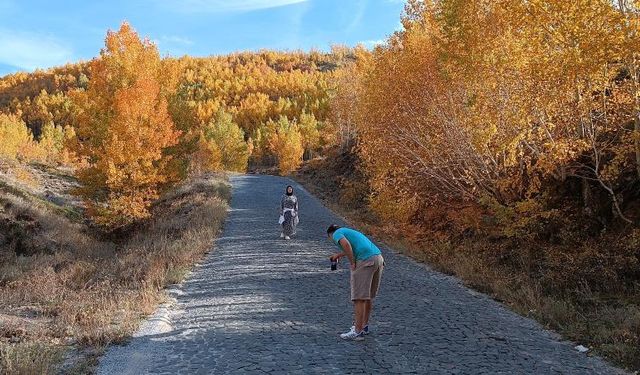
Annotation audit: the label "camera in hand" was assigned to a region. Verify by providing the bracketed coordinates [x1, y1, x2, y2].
[330, 258, 338, 271]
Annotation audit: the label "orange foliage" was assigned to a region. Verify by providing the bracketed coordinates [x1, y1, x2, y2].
[343, 0, 640, 226]
[69, 22, 179, 227]
[0, 114, 38, 161]
[267, 116, 304, 175]
[1, 39, 353, 175]
[169, 50, 349, 165]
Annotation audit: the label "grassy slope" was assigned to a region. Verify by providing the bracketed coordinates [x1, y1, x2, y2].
[0, 164, 230, 374]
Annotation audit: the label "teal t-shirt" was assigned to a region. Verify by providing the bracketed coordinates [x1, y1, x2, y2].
[332, 227, 381, 261]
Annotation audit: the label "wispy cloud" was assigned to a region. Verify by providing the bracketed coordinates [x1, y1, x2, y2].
[160, 35, 195, 46]
[360, 39, 385, 48]
[155, 35, 195, 57]
[156, 0, 308, 13]
[0, 30, 73, 71]
[280, 0, 311, 48]
[346, 0, 367, 33]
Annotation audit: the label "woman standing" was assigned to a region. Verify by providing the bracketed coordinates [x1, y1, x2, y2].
[280, 185, 299, 240]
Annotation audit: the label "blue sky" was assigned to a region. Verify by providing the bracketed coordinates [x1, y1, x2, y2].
[0, 0, 405, 76]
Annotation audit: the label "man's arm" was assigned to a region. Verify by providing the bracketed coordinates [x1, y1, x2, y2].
[330, 238, 356, 270]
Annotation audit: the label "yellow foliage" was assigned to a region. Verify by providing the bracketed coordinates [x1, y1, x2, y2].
[70, 22, 180, 228]
[202, 110, 250, 172]
[298, 112, 321, 154]
[339, 0, 640, 224]
[190, 133, 223, 174]
[0, 114, 38, 161]
[369, 188, 418, 226]
[1, 35, 352, 177]
[37, 122, 74, 164]
[170, 51, 342, 165]
[267, 116, 304, 175]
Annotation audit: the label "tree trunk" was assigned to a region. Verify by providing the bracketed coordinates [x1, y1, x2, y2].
[582, 179, 593, 216]
[634, 111, 640, 179]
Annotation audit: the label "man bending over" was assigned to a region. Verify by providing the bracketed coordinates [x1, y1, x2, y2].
[328, 224, 385, 341]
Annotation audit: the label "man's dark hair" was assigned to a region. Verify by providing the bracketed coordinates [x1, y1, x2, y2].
[327, 224, 341, 235]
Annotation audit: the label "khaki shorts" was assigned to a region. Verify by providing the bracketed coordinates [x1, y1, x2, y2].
[350, 255, 384, 300]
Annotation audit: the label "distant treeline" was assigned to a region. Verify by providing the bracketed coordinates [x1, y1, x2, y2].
[0, 23, 361, 226]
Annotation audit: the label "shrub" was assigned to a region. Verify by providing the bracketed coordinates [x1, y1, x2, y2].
[267, 116, 304, 175]
[0, 114, 37, 161]
[202, 110, 250, 172]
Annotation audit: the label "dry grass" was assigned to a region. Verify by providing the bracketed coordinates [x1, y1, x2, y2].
[0, 170, 230, 374]
[426, 240, 640, 370]
[295, 155, 640, 372]
[0, 342, 63, 375]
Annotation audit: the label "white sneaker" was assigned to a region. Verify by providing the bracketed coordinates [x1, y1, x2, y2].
[350, 325, 369, 335]
[280, 233, 284, 238]
[340, 328, 364, 341]
[284, 236, 291, 240]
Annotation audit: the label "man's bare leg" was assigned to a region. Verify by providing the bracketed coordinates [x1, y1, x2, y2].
[354, 300, 367, 332]
[364, 300, 372, 327]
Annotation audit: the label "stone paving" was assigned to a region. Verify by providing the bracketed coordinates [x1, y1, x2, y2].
[97, 174, 624, 374]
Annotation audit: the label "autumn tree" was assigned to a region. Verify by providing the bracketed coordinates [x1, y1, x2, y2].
[38, 122, 66, 163]
[0, 114, 37, 161]
[298, 112, 321, 159]
[190, 133, 223, 174]
[70, 22, 180, 227]
[329, 47, 370, 152]
[202, 109, 250, 172]
[1, 42, 354, 173]
[340, 0, 640, 225]
[267, 116, 304, 175]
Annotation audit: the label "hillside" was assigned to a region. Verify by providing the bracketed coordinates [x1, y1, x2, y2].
[2, 0, 640, 372]
[0, 161, 230, 373]
[0, 47, 353, 144]
[290, 1, 640, 369]
[0, 27, 356, 372]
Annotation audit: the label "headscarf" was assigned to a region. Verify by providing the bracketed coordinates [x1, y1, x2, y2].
[285, 185, 294, 196]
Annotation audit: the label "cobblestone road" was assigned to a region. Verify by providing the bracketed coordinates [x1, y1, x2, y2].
[98, 174, 624, 374]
